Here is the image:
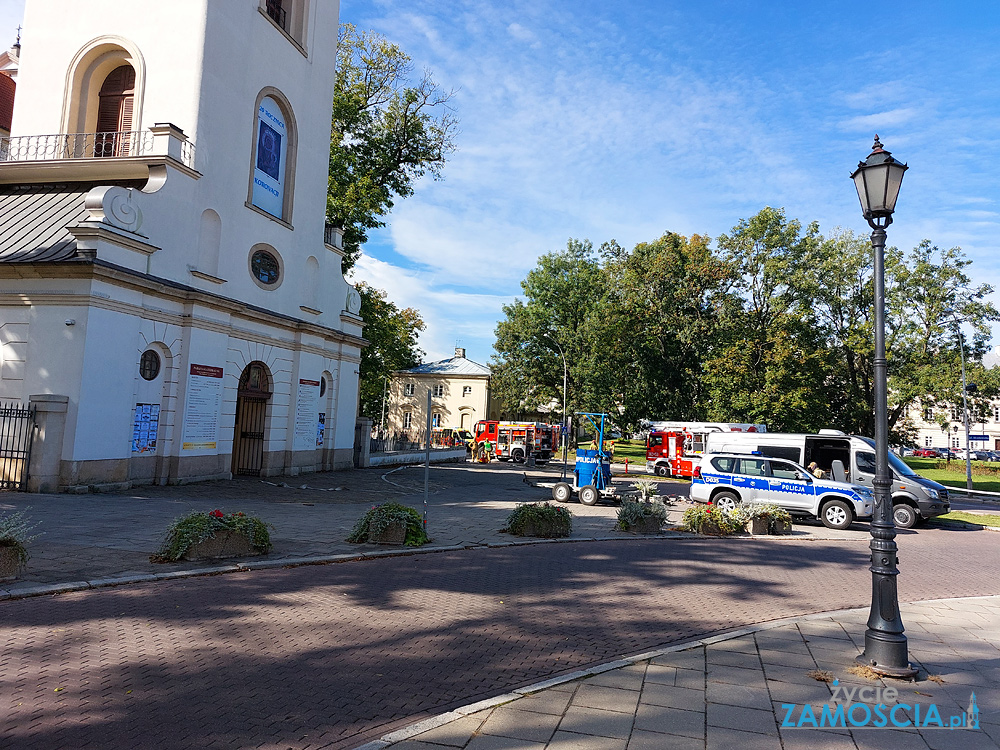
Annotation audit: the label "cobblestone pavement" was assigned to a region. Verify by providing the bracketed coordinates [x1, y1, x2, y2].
[0, 460, 884, 595]
[2, 522, 999, 748]
[1, 461, 998, 749]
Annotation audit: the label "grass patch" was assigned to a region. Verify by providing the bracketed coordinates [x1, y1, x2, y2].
[610, 439, 647, 463]
[929, 511, 1000, 528]
[903, 458, 1000, 493]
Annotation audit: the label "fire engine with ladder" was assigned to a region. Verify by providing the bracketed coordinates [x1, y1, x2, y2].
[474, 420, 559, 464]
[645, 421, 766, 477]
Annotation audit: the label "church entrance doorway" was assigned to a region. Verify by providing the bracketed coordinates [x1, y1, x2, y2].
[232, 362, 271, 476]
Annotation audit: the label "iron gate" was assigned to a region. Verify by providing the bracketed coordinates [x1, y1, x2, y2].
[0, 401, 35, 491]
[232, 396, 267, 476]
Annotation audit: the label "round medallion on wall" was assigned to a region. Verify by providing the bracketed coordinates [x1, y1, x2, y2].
[249, 246, 283, 289]
[346, 287, 362, 314]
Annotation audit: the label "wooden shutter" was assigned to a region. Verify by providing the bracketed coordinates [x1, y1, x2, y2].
[95, 65, 136, 156]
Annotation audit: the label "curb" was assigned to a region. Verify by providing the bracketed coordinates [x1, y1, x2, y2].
[0, 523, 946, 601]
[349, 593, 1000, 750]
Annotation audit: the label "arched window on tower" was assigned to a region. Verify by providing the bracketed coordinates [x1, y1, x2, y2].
[94, 64, 136, 157]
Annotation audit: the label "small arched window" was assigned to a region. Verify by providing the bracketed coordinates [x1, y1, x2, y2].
[248, 90, 297, 222]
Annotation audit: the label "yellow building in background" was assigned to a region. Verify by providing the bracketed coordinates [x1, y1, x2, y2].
[384, 348, 494, 436]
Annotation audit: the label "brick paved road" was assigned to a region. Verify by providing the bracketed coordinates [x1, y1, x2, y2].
[2, 530, 999, 749]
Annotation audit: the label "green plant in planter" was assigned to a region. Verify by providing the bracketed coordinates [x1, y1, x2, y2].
[631, 479, 659, 502]
[615, 499, 668, 531]
[681, 503, 742, 535]
[0, 508, 41, 567]
[347, 502, 430, 546]
[151, 509, 272, 562]
[503, 502, 572, 538]
[733, 503, 793, 533]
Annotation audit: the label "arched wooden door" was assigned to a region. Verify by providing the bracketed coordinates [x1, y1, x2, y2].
[231, 362, 271, 476]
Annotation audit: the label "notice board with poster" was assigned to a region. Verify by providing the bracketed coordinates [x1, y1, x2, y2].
[132, 403, 160, 453]
[182, 364, 224, 450]
[293, 379, 319, 451]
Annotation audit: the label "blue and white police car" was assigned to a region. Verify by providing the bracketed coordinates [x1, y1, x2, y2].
[691, 452, 875, 530]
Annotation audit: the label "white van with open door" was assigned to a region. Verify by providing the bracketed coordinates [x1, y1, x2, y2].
[705, 430, 950, 528]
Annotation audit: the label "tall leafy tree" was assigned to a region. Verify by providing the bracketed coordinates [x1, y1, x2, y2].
[356, 282, 425, 423]
[491, 240, 606, 423]
[329, 23, 458, 270]
[598, 232, 732, 432]
[702, 208, 833, 431]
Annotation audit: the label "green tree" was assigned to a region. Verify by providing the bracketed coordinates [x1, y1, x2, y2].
[702, 207, 834, 431]
[356, 282, 425, 423]
[491, 240, 606, 425]
[329, 23, 458, 270]
[598, 232, 732, 433]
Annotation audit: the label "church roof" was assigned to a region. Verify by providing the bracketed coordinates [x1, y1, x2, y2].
[400, 355, 491, 377]
[0, 185, 90, 262]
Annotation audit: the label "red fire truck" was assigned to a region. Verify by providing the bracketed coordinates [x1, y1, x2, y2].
[474, 420, 559, 463]
[645, 421, 766, 477]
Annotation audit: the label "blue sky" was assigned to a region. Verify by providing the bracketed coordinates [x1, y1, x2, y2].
[4, 0, 999, 367]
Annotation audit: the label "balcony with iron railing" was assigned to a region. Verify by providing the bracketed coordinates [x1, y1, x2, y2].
[0, 124, 197, 183]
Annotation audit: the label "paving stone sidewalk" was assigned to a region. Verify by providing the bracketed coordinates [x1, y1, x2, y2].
[364, 596, 1000, 750]
[0, 460, 875, 599]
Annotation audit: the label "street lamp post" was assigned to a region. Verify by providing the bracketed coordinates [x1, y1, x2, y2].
[851, 135, 917, 678]
[544, 336, 570, 481]
[944, 310, 974, 490]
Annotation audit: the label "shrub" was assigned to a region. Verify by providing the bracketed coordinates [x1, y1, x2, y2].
[0, 509, 41, 566]
[733, 503, 792, 525]
[681, 502, 742, 535]
[347, 502, 430, 546]
[152, 510, 272, 562]
[615, 499, 669, 530]
[503, 502, 572, 538]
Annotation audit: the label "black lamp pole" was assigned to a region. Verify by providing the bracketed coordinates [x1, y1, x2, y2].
[851, 136, 917, 678]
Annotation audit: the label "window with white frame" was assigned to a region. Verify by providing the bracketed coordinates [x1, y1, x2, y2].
[922, 407, 933, 422]
[950, 407, 959, 421]
[924, 436, 933, 447]
[404, 383, 415, 397]
[432, 413, 441, 427]
[952, 437, 960, 449]
[403, 412, 412, 429]
[463, 386, 472, 397]
[433, 384, 445, 398]
[995, 406, 1000, 422]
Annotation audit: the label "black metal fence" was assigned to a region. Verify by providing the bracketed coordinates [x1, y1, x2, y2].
[0, 401, 35, 491]
[369, 430, 467, 454]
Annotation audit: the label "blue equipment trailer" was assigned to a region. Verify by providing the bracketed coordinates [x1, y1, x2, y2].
[548, 412, 619, 505]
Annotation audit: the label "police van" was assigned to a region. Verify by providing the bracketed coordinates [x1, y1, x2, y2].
[691, 452, 874, 530]
[704, 430, 949, 528]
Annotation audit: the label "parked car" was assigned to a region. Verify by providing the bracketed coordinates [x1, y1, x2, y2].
[900, 446, 916, 457]
[912, 448, 939, 458]
[691, 452, 874, 530]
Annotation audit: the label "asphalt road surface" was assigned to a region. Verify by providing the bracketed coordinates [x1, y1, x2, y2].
[3, 521, 999, 749]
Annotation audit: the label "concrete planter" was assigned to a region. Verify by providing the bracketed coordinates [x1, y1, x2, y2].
[744, 517, 770, 535]
[626, 516, 664, 534]
[771, 519, 793, 535]
[367, 520, 406, 545]
[514, 519, 571, 538]
[0, 543, 25, 581]
[181, 530, 263, 561]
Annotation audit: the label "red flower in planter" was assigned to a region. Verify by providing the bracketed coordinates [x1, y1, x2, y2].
[209, 509, 224, 519]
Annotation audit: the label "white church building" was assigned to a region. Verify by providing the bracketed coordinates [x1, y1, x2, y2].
[0, 0, 366, 492]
